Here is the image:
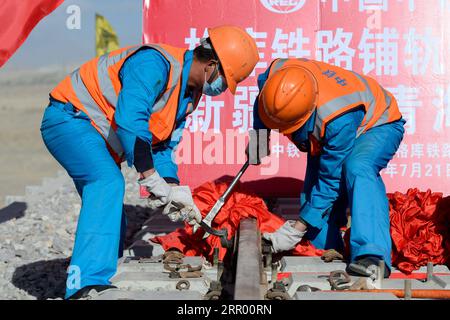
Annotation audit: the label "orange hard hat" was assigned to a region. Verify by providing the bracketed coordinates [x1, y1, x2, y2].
[208, 25, 259, 94]
[258, 65, 319, 134]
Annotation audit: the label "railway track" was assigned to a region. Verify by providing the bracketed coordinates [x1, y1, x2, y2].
[234, 218, 264, 300]
[87, 215, 450, 300]
[4, 168, 449, 301]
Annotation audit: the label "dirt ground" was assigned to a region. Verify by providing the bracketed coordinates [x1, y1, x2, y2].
[0, 70, 65, 206]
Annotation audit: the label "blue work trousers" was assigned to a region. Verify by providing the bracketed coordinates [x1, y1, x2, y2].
[40, 100, 127, 299]
[302, 119, 405, 271]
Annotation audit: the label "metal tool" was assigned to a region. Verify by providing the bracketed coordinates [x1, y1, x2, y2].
[296, 285, 320, 292]
[329, 270, 352, 290]
[196, 159, 250, 247]
[265, 281, 291, 300]
[176, 280, 190, 291]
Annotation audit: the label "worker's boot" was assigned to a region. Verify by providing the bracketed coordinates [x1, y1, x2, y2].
[67, 285, 117, 300]
[347, 256, 390, 279]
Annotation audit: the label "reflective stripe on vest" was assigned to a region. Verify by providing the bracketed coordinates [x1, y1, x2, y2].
[97, 46, 140, 107]
[370, 87, 392, 129]
[69, 44, 183, 158]
[351, 72, 391, 137]
[270, 58, 309, 74]
[70, 67, 125, 156]
[268, 58, 393, 141]
[149, 45, 183, 113]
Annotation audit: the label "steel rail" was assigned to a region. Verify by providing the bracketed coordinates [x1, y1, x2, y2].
[234, 218, 264, 300]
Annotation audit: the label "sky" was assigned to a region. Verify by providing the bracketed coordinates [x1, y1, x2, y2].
[2, 0, 143, 71]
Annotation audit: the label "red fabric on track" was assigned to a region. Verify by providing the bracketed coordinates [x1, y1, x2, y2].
[151, 179, 323, 261]
[388, 189, 450, 274]
[152, 182, 450, 273]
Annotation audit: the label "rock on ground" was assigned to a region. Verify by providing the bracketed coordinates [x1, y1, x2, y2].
[0, 167, 152, 300]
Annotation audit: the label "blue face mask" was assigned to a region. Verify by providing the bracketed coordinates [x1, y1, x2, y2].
[203, 66, 228, 96]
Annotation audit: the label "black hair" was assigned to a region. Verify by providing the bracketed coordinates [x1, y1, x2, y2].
[193, 37, 219, 62]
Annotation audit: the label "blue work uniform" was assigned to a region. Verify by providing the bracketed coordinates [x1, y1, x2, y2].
[40, 48, 194, 298]
[254, 66, 406, 271]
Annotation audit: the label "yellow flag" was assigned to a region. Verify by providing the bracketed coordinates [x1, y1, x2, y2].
[95, 14, 120, 56]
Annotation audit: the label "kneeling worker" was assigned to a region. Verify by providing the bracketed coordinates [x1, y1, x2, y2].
[250, 58, 405, 277]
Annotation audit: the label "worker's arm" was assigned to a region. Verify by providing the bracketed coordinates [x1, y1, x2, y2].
[299, 109, 365, 229]
[252, 97, 267, 130]
[151, 119, 186, 185]
[115, 48, 169, 175]
[248, 68, 272, 164]
[253, 67, 272, 131]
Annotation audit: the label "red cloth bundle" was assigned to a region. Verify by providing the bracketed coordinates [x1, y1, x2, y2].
[151, 179, 323, 261]
[388, 189, 450, 273]
[152, 182, 450, 273]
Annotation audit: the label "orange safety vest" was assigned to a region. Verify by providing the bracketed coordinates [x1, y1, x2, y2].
[51, 44, 198, 163]
[267, 58, 402, 155]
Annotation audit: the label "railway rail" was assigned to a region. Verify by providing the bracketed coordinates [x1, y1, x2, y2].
[88, 216, 450, 300]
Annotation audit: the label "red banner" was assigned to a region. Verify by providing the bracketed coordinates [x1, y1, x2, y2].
[143, 0, 450, 197]
[0, 0, 64, 68]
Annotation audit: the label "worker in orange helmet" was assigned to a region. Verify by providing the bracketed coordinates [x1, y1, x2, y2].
[250, 58, 405, 278]
[40, 25, 259, 299]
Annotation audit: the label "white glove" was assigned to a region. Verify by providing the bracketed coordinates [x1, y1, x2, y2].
[262, 220, 306, 253]
[163, 186, 202, 226]
[138, 171, 172, 210]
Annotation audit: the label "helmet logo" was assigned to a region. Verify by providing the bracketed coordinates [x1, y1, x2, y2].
[260, 0, 306, 14]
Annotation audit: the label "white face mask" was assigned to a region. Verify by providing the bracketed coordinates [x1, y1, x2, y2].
[202, 64, 228, 96]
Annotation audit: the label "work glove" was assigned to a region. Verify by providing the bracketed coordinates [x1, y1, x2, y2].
[138, 171, 172, 210]
[163, 186, 202, 227]
[139, 172, 202, 226]
[246, 129, 270, 165]
[262, 220, 306, 253]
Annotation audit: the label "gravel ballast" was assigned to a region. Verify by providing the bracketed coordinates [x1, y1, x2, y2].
[0, 167, 154, 300]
